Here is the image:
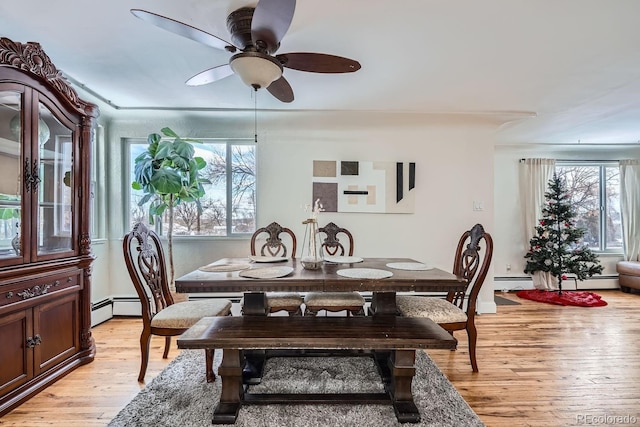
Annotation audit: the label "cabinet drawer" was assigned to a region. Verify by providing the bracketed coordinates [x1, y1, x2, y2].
[1, 271, 81, 310]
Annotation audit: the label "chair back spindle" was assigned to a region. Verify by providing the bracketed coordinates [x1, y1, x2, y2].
[318, 222, 354, 256]
[250, 221, 297, 258]
[449, 224, 493, 315]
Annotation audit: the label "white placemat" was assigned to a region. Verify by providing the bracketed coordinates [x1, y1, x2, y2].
[324, 256, 364, 264]
[336, 268, 393, 279]
[249, 255, 289, 263]
[385, 262, 433, 271]
[239, 266, 294, 279]
[198, 263, 252, 273]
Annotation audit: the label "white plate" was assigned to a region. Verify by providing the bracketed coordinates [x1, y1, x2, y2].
[239, 266, 294, 279]
[198, 263, 251, 273]
[249, 255, 289, 263]
[324, 256, 364, 264]
[336, 268, 393, 279]
[385, 262, 433, 271]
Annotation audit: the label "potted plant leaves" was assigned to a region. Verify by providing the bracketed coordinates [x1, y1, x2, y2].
[131, 127, 209, 297]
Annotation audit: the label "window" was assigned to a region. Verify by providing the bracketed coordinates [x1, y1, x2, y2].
[90, 125, 102, 238]
[555, 162, 621, 252]
[127, 139, 256, 236]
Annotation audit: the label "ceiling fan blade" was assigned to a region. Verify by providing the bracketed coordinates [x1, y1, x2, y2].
[251, 0, 296, 54]
[277, 52, 361, 73]
[131, 9, 236, 52]
[186, 64, 234, 86]
[267, 76, 294, 103]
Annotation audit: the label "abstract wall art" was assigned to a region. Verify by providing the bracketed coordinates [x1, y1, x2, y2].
[312, 160, 416, 213]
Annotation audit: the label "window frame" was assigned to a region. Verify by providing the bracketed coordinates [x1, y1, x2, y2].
[124, 137, 256, 238]
[555, 160, 621, 254]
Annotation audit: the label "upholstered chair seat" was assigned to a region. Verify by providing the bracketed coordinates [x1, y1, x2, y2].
[150, 299, 232, 329]
[304, 291, 366, 316]
[396, 296, 467, 323]
[266, 292, 304, 310]
[240, 292, 304, 316]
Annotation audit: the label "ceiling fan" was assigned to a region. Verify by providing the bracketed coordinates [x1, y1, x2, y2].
[131, 0, 361, 103]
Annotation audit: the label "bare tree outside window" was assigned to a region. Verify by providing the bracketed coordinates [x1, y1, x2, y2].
[128, 139, 256, 236]
[556, 164, 621, 252]
[202, 144, 256, 234]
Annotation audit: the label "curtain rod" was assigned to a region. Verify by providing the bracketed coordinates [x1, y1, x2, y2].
[519, 158, 620, 163]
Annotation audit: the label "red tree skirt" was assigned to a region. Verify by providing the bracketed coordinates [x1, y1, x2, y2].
[516, 290, 608, 307]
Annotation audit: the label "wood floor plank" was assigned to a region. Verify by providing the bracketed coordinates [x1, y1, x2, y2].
[1, 290, 639, 426]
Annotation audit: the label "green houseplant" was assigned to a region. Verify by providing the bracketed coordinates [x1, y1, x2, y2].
[132, 127, 208, 294]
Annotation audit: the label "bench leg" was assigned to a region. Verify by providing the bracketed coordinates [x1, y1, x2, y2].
[390, 350, 420, 423]
[213, 348, 244, 424]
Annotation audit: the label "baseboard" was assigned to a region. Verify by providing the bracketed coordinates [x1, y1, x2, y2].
[98, 287, 524, 322]
[493, 277, 534, 292]
[91, 298, 113, 326]
[477, 299, 497, 315]
[494, 275, 620, 292]
[112, 297, 143, 316]
[572, 276, 619, 290]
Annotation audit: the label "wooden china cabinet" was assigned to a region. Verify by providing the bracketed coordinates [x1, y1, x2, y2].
[0, 37, 98, 415]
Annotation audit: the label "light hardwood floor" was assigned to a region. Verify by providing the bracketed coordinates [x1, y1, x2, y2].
[1, 290, 639, 427]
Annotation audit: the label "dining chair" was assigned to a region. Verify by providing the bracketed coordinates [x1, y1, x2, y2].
[247, 221, 304, 316]
[123, 222, 232, 382]
[395, 223, 493, 372]
[303, 222, 365, 316]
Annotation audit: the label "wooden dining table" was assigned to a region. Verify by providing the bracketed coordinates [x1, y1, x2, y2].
[175, 257, 464, 423]
[175, 256, 465, 316]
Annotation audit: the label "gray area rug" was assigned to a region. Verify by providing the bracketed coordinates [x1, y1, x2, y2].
[109, 350, 484, 427]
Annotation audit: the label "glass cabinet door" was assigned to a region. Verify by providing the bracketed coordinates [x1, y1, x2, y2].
[37, 102, 74, 256]
[0, 90, 22, 260]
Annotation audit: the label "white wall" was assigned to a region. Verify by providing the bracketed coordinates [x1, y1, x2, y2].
[91, 110, 499, 317]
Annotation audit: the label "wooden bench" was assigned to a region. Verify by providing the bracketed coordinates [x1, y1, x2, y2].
[177, 316, 457, 424]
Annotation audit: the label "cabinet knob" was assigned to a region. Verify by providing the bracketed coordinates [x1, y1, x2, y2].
[6, 292, 13, 299]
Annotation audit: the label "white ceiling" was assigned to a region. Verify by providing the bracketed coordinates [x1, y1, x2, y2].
[2, 0, 640, 145]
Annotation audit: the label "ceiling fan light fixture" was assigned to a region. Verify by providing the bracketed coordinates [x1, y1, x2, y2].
[230, 52, 283, 90]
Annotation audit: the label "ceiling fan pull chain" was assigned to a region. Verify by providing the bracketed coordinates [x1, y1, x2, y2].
[254, 87, 258, 143]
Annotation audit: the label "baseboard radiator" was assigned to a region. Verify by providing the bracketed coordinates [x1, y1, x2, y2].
[494, 275, 620, 292]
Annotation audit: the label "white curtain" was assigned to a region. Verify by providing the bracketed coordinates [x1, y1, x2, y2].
[619, 160, 640, 261]
[519, 158, 556, 290]
[519, 158, 556, 245]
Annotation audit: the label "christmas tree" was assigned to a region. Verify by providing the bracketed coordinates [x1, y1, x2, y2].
[524, 173, 603, 294]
